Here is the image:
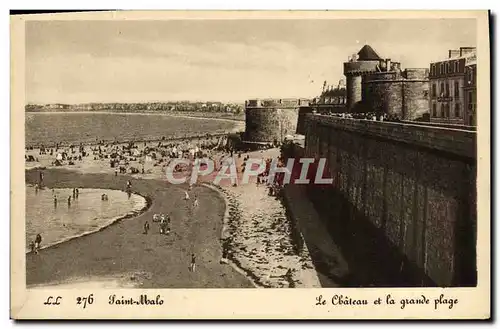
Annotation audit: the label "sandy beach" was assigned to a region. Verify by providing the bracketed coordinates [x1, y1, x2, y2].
[24, 135, 326, 289]
[25, 169, 254, 288]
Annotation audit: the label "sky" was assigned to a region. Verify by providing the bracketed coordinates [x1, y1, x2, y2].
[25, 19, 477, 104]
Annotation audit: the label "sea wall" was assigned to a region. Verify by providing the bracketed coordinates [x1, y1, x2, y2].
[303, 114, 476, 286]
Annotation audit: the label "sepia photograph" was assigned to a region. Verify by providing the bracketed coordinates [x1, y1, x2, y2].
[10, 10, 490, 319]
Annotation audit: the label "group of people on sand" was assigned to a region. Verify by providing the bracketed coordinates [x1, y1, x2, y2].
[141, 187, 200, 272]
[29, 233, 42, 254]
[143, 213, 171, 239]
[146, 213, 171, 235]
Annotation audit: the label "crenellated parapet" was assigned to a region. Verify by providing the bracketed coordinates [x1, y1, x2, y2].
[343, 60, 380, 76]
[245, 98, 310, 109]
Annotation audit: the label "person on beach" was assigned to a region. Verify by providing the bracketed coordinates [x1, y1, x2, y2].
[39, 171, 44, 187]
[75, 188, 79, 199]
[29, 241, 35, 253]
[189, 253, 196, 272]
[143, 221, 150, 234]
[126, 180, 132, 189]
[159, 218, 166, 235]
[34, 184, 39, 194]
[115, 169, 118, 176]
[72, 188, 76, 200]
[53, 195, 57, 208]
[193, 197, 199, 208]
[67, 195, 71, 207]
[34, 234, 42, 254]
[184, 190, 190, 201]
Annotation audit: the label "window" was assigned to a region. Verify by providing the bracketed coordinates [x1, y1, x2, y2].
[432, 103, 437, 117]
[455, 61, 459, 72]
[468, 68, 474, 84]
[468, 91, 473, 102]
[447, 62, 452, 73]
[454, 81, 460, 97]
[445, 82, 450, 97]
[441, 104, 445, 117]
[432, 84, 437, 97]
[455, 103, 461, 117]
[440, 63, 444, 75]
[445, 104, 450, 118]
[440, 82, 444, 96]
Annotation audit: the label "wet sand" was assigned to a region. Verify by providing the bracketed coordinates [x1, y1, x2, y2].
[25, 169, 254, 288]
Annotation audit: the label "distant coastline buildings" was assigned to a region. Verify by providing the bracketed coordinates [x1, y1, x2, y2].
[25, 101, 245, 115]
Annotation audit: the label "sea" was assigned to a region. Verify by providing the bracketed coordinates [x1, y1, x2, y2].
[25, 112, 241, 146]
[24, 111, 239, 252]
[25, 186, 147, 253]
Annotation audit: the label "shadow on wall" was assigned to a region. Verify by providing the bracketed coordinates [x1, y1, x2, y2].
[306, 184, 436, 287]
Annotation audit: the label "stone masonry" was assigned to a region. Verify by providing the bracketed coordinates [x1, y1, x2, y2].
[303, 114, 476, 287]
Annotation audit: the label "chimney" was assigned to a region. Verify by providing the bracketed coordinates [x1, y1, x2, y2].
[386, 58, 391, 71]
[449, 49, 460, 58]
[460, 47, 476, 57]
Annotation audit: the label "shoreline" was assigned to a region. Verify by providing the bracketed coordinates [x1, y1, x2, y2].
[25, 169, 254, 288]
[25, 111, 244, 148]
[201, 182, 262, 289]
[26, 110, 245, 121]
[25, 186, 152, 255]
[26, 129, 243, 149]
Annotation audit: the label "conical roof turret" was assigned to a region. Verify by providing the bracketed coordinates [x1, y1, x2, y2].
[357, 45, 382, 61]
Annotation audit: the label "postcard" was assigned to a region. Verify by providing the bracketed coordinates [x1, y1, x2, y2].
[10, 10, 490, 319]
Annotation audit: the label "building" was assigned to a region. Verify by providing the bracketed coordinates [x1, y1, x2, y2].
[344, 45, 430, 120]
[464, 53, 477, 126]
[429, 47, 476, 125]
[310, 80, 347, 113]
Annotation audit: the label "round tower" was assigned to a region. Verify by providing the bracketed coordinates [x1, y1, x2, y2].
[343, 45, 382, 112]
[344, 72, 363, 111]
[244, 99, 300, 144]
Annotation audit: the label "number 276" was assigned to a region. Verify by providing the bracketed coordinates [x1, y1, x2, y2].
[76, 294, 94, 309]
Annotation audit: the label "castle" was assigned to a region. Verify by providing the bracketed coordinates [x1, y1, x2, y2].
[344, 45, 430, 119]
[244, 44, 431, 142]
